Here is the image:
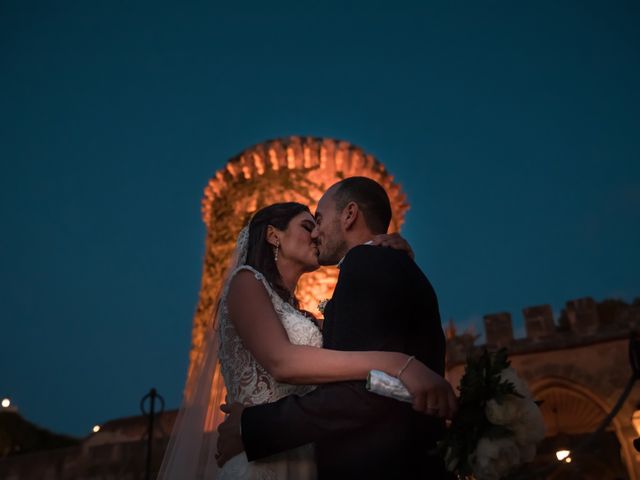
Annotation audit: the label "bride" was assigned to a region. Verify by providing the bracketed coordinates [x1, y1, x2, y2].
[159, 202, 455, 479]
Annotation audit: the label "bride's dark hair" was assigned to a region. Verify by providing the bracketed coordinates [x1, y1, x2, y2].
[246, 202, 311, 305]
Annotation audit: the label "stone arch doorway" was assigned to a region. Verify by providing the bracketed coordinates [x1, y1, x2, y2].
[530, 377, 631, 480]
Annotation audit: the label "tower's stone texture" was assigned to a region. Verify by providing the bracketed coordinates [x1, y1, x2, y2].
[566, 297, 600, 335]
[523, 304, 556, 341]
[483, 312, 514, 349]
[186, 137, 409, 413]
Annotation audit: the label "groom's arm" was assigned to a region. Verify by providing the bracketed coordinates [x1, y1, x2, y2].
[241, 245, 410, 461]
[242, 378, 401, 461]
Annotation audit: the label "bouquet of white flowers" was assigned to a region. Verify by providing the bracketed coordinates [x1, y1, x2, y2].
[439, 349, 545, 480]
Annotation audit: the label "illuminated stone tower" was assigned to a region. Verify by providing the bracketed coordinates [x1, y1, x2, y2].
[186, 137, 409, 423]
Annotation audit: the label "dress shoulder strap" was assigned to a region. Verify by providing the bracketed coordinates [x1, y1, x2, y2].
[224, 265, 279, 303]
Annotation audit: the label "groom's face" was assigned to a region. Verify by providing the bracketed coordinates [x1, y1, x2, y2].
[312, 188, 347, 266]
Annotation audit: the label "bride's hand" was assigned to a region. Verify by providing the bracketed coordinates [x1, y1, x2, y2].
[400, 359, 458, 419]
[216, 402, 246, 467]
[370, 233, 414, 259]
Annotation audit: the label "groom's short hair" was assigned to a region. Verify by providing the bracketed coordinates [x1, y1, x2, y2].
[333, 176, 392, 234]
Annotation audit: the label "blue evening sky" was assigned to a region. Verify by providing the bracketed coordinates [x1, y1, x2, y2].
[1, 1, 638, 436]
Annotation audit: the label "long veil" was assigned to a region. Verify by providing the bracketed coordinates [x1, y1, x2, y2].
[157, 226, 250, 479]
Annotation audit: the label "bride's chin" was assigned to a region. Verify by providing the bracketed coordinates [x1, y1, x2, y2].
[303, 261, 320, 273]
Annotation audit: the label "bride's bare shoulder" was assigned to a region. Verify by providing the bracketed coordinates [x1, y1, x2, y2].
[227, 269, 271, 306]
[226, 269, 280, 329]
[229, 268, 263, 286]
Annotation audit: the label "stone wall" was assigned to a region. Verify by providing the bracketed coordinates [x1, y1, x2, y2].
[446, 297, 640, 479]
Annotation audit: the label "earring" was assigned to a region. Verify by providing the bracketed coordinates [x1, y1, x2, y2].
[274, 241, 279, 262]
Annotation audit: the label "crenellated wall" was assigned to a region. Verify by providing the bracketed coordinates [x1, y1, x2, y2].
[446, 298, 640, 479]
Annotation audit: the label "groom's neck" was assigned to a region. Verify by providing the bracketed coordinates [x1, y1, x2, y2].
[343, 228, 376, 253]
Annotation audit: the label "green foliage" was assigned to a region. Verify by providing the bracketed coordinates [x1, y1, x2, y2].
[438, 348, 518, 476]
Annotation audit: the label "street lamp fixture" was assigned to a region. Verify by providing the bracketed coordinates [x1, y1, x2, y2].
[92, 425, 101, 433]
[555, 449, 571, 462]
[1, 398, 10, 408]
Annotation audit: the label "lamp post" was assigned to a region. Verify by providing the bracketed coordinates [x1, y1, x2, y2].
[551, 407, 571, 464]
[555, 449, 571, 462]
[1, 397, 18, 413]
[140, 388, 165, 480]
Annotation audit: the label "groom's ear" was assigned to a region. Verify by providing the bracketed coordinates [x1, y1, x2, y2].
[342, 202, 359, 231]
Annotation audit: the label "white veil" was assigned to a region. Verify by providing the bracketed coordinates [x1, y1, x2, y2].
[157, 226, 250, 479]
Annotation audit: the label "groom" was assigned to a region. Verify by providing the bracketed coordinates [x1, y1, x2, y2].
[217, 177, 454, 478]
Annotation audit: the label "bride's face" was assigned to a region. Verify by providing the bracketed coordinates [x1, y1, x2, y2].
[276, 211, 320, 273]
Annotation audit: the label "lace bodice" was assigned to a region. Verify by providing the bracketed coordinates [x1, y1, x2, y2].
[218, 265, 323, 406]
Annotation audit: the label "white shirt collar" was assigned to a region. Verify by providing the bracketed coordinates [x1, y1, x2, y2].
[336, 240, 373, 269]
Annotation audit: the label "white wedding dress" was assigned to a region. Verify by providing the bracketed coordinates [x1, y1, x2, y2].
[216, 265, 322, 480]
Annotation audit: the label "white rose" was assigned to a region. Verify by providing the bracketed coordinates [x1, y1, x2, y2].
[485, 395, 522, 426]
[512, 400, 546, 445]
[500, 367, 531, 398]
[472, 463, 499, 480]
[494, 366, 545, 447]
[472, 437, 521, 480]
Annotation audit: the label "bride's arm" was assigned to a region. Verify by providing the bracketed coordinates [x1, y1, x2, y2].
[227, 271, 456, 417]
[370, 232, 414, 259]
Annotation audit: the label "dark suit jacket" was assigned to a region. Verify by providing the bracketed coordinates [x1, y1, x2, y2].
[241, 245, 449, 479]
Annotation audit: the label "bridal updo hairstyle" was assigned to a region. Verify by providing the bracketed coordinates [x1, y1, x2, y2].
[246, 202, 311, 305]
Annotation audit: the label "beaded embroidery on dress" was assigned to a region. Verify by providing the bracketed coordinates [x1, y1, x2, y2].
[216, 264, 322, 480]
[218, 265, 322, 406]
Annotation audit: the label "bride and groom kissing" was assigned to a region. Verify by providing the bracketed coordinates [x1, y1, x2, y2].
[160, 176, 458, 479]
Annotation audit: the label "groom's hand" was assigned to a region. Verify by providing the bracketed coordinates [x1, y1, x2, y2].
[401, 360, 458, 419]
[371, 233, 414, 259]
[216, 402, 246, 467]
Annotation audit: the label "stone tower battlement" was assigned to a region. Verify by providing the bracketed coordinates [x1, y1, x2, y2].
[448, 296, 640, 366]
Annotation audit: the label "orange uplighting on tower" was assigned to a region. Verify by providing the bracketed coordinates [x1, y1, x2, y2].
[188, 137, 409, 428]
